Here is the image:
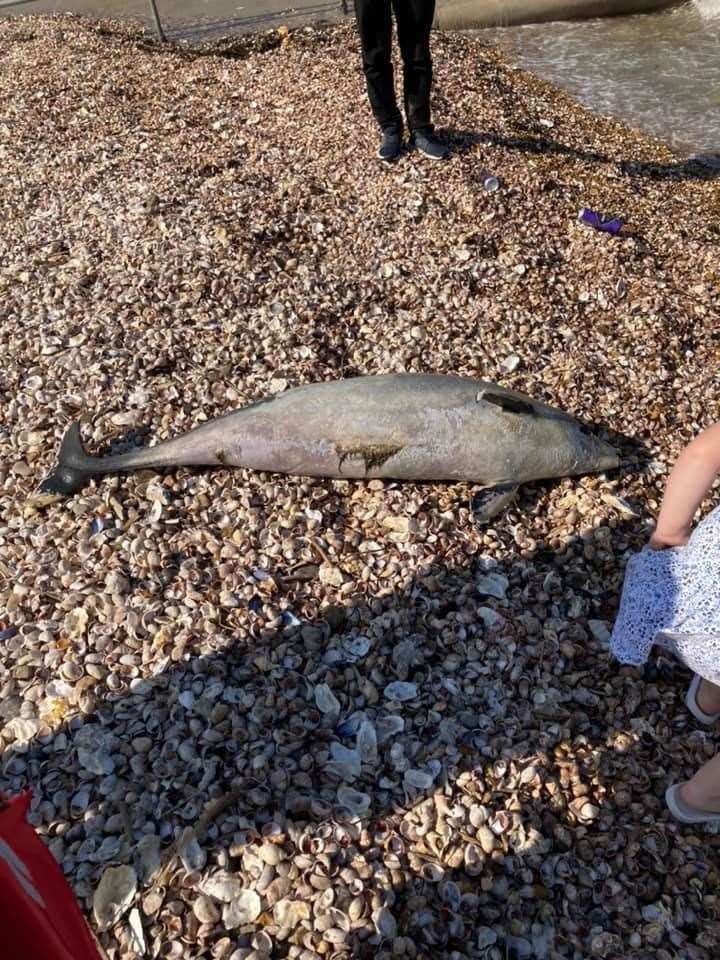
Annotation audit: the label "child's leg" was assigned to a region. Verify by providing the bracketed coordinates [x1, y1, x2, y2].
[697, 678, 720, 715]
[682, 753, 720, 813]
[656, 632, 720, 716]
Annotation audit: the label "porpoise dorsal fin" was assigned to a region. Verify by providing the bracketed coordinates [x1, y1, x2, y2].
[478, 391, 536, 416]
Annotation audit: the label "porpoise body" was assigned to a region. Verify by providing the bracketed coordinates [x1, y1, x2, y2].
[41, 374, 619, 519]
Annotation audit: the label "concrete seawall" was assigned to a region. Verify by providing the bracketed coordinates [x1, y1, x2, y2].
[434, 0, 682, 29]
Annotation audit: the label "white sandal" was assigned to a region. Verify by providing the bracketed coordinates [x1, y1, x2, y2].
[686, 674, 720, 726]
[666, 784, 720, 825]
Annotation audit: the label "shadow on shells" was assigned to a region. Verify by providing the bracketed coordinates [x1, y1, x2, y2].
[1, 515, 715, 960]
[439, 127, 720, 185]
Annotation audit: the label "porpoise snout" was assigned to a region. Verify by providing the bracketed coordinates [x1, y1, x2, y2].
[582, 432, 620, 472]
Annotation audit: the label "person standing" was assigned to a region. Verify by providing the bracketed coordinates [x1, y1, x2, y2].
[353, 0, 448, 162]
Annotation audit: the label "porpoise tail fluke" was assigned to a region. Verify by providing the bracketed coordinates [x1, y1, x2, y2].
[40, 422, 95, 496]
[41, 416, 221, 495]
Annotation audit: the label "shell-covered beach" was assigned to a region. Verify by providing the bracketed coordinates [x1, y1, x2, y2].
[1, 14, 719, 960]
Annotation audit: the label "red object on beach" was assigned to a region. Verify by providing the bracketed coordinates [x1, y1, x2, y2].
[0, 792, 103, 960]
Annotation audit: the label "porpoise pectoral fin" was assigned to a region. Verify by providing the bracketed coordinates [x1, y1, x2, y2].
[471, 482, 519, 525]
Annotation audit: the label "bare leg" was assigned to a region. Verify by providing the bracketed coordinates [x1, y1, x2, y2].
[697, 678, 720, 715]
[681, 752, 720, 814]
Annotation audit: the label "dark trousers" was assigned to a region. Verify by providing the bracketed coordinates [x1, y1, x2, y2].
[354, 0, 435, 134]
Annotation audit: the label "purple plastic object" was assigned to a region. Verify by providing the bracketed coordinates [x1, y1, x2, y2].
[578, 207, 626, 236]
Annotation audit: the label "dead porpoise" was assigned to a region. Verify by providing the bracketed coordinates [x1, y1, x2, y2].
[40, 374, 619, 520]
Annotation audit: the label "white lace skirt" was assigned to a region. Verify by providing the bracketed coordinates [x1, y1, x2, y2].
[654, 631, 720, 684]
[610, 504, 720, 684]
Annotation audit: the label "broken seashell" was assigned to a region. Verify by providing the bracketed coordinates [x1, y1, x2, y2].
[222, 889, 262, 928]
[94, 865, 138, 931]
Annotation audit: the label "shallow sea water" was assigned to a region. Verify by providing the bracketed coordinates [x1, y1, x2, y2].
[478, 0, 720, 155]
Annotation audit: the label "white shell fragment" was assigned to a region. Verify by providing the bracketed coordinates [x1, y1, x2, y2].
[127, 908, 147, 956]
[178, 827, 207, 873]
[327, 742, 362, 781]
[336, 787, 371, 818]
[403, 767, 437, 791]
[500, 354, 521, 373]
[222, 889, 262, 928]
[383, 681, 418, 702]
[356, 719, 378, 764]
[476, 572, 509, 600]
[341, 634, 372, 660]
[315, 683, 341, 716]
[274, 898, 311, 928]
[376, 715, 405, 743]
[200, 874, 246, 903]
[75, 727, 115, 776]
[478, 606, 502, 629]
[93, 865, 138, 931]
[372, 906, 398, 940]
[134, 835, 161, 885]
[588, 620, 611, 644]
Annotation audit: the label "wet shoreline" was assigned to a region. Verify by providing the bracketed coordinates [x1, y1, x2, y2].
[478, 2, 720, 155]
